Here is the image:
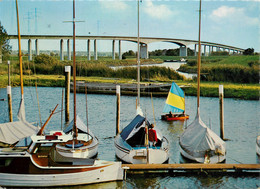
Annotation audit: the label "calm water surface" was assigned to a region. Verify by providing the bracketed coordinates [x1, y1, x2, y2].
[0, 87, 259, 189]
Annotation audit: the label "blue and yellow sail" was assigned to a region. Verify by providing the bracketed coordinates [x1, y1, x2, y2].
[163, 82, 185, 113]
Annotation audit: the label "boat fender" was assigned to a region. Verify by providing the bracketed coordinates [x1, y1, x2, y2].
[53, 132, 63, 136]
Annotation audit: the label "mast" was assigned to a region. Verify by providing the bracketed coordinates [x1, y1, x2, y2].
[197, 0, 202, 114]
[72, 0, 78, 138]
[15, 0, 23, 98]
[137, 0, 140, 107]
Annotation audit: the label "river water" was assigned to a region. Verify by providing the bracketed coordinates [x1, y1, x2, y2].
[0, 87, 259, 189]
[110, 61, 197, 79]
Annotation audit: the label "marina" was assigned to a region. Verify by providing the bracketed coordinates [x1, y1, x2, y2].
[0, 0, 259, 187]
[0, 86, 259, 188]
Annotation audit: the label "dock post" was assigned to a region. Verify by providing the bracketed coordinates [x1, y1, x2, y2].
[65, 66, 71, 123]
[116, 85, 120, 135]
[7, 60, 13, 122]
[219, 85, 224, 139]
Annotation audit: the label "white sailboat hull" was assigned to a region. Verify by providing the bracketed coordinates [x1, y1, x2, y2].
[55, 138, 98, 159]
[256, 136, 260, 156]
[116, 147, 169, 164]
[0, 161, 123, 187]
[115, 136, 169, 164]
[180, 146, 226, 164]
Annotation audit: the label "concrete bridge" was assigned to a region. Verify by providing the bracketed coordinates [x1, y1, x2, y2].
[8, 35, 245, 61]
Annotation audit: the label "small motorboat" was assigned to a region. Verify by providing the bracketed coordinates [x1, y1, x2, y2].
[0, 133, 123, 187]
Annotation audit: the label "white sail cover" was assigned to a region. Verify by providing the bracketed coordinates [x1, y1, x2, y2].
[63, 115, 95, 137]
[0, 98, 38, 144]
[179, 113, 226, 158]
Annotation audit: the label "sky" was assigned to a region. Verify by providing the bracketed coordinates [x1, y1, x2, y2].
[0, 0, 259, 53]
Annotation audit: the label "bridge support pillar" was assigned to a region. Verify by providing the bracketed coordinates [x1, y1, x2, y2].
[28, 39, 32, 61]
[119, 40, 122, 60]
[112, 40, 115, 60]
[140, 43, 148, 59]
[179, 46, 187, 57]
[60, 39, 64, 61]
[94, 39, 97, 60]
[87, 39, 91, 60]
[204, 45, 207, 56]
[194, 44, 197, 56]
[208, 46, 211, 56]
[35, 39, 39, 56]
[67, 39, 71, 61]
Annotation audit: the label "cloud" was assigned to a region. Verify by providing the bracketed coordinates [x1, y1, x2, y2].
[143, 0, 173, 20]
[210, 6, 259, 26]
[98, 0, 128, 11]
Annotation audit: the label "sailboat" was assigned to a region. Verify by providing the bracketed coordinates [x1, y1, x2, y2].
[54, 115, 99, 160]
[0, 0, 38, 146]
[54, 0, 99, 160]
[114, 0, 169, 164]
[179, 0, 226, 164]
[0, 1, 123, 187]
[161, 81, 189, 121]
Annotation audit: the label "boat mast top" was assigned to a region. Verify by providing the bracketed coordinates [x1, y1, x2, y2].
[197, 0, 202, 114]
[137, 0, 140, 107]
[72, 0, 78, 138]
[15, 0, 24, 97]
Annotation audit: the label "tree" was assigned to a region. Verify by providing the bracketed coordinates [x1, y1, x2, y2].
[243, 48, 254, 55]
[0, 22, 12, 62]
[122, 50, 136, 59]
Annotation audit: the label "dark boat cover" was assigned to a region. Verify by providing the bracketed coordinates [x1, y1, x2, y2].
[120, 115, 150, 141]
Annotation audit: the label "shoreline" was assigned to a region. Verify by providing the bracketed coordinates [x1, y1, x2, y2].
[0, 75, 259, 100]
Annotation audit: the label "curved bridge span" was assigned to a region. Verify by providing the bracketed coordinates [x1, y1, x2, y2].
[9, 35, 245, 61]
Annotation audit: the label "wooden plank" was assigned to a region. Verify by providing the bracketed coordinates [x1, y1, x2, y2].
[122, 164, 260, 171]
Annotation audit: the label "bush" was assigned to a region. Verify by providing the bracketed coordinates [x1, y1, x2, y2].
[34, 54, 58, 65]
[187, 60, 197, 66]
[201, 65, 259, 83]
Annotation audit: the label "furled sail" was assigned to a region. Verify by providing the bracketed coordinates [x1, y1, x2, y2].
[163, 81, 185, 113]
[0, 98, 38, 145]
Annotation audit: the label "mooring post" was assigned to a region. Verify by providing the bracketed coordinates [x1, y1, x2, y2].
[7, 86, 13, 122]
[219, 85, 224, 140]
[116, 85, 120, 135]
[7, 60, 13, 122]
[65, 66, 71, 123]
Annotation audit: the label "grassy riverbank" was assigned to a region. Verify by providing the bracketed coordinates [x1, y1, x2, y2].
[0, 55, 259, 100]
[0, 74, 258, 100]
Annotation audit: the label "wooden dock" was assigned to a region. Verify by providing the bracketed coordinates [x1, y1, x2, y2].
[122, 164, 260, 175]
[72, 81, 173, 97]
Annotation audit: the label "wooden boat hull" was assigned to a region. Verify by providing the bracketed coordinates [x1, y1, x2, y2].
[115, 136, 169, 164]
[0, 164, 123, 187]
[161, 114, 189, 121]
[0, 153, 123, 187]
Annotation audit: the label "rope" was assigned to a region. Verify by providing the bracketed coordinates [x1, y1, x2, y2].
[227, 155, 244, 164]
